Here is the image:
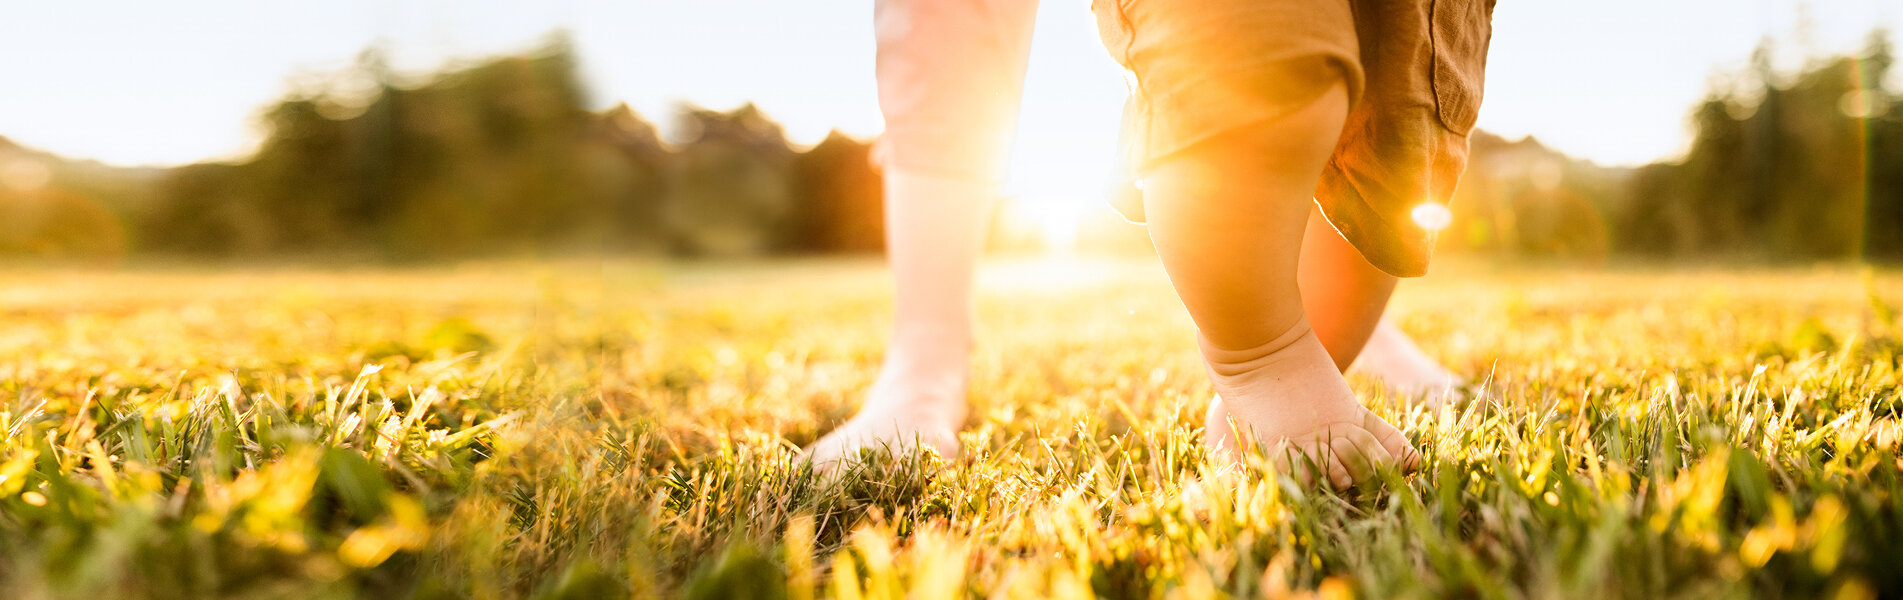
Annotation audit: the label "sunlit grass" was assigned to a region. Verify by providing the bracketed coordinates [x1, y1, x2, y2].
[0, 258, 1897, 599]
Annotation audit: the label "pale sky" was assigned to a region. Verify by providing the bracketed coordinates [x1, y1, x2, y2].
[0, 0, 1896, 204]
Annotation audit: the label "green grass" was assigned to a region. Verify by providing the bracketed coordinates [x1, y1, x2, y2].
[0, 258, 1898, 599]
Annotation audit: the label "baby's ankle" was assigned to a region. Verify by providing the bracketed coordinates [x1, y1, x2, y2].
[1196, 314, 1365, 432]
[1197, 316, 1316, 378]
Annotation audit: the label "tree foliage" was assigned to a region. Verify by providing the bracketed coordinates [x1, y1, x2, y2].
[2, 31, 1897, 263]
[1619, 32, 1902, 261]
[120, 36, 883, 260]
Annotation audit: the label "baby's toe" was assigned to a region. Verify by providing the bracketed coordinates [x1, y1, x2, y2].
[1326, 426, 1398, 485]
[1362, 408, 1420, 472]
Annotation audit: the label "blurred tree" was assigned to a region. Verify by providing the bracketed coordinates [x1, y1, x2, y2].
[1441, 132, 1622, 261]
[790, 131, 884, 253]
[139, 34, 669, 259]
[0, 137, 146, 261]
[667, 103, 797, 256]
[144, 163, 259, 254]
[126, 51, 879, 261]
[1619, 32, 1899, 262]
[592, 103, 674, 254]
[0, 187, 126, 263]
[33, 28, 1894, 264]
[1858, 31, 1903, 259]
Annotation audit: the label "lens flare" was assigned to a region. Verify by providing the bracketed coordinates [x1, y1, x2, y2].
[1839, 89, 1889, 119]
[1411, 201, 1453, 232]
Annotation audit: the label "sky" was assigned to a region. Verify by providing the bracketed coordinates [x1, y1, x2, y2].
[0, 0, 1896, 204]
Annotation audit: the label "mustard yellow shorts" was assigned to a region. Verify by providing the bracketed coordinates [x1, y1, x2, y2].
[1094, 0, 1496, 277]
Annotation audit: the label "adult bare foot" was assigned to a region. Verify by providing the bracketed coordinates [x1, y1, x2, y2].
[803, 329, 968, 467]
[1201, 318, 1419, 487]
[806, 170, 993, 467]
[1351, 317, 1463, 404]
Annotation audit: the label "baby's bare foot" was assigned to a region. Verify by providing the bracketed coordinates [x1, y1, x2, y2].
[1351, 317, 1463, 405]
[803, 339, 968, 467]
[1201, 318, 1418, 487]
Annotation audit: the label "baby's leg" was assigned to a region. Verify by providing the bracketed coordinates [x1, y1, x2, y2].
[1141, 81, 1417, 486]
[1296, 207, 1463, 401]
[1296, 204, 1396, 371]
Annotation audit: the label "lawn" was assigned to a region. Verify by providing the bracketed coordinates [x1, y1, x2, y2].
[0, 258, 1898, 599]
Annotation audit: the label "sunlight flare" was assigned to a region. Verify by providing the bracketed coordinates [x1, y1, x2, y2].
[1002, 192, 1093, 253]
[1411, 201, 1453, 231]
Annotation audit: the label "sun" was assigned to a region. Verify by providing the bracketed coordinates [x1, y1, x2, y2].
[1001, 192, 1093, 253]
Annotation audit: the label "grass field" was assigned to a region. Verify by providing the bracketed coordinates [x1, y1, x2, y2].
[0, 257, 1899, 599]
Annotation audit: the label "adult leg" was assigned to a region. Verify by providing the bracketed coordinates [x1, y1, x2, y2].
[805, 0, 1040, 465]
[1351, 316, 1463, 398]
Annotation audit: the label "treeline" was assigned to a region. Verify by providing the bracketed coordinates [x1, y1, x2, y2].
[145, 39, 886, 259]
[0, 37, 884, 261]
[0, 33, 1899, 263]
[1622, 36, 1901, 260]
[1445, 32, 1903, 262]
